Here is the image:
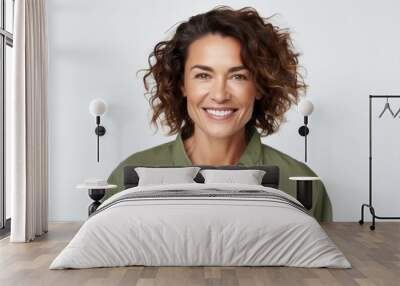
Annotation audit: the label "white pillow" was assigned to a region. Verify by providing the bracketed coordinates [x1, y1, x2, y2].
[135, 167, 201, 186]
[200, 169, 266, 185]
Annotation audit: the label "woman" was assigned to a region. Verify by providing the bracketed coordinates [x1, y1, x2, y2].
[104, 6, 332, 221]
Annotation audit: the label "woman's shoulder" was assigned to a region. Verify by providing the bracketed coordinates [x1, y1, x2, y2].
[120, 140, 176, 167]
[260, 143, 316, 175]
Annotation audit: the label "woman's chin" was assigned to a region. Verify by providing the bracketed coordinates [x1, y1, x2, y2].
[199, 125, 243, 140]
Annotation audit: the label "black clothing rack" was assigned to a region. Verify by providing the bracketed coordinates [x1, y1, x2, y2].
[359, 95, 400, 230]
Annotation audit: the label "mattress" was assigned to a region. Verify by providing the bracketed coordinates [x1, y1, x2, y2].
[50, 183, 351, 269]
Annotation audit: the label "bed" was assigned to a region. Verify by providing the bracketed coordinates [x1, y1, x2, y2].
[50, 165, 350, 269]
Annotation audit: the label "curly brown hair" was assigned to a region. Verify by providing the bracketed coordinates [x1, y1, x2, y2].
[143, 6, 306, 139]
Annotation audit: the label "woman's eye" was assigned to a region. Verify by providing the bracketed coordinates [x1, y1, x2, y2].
[195, 73, 211, 79]
[232, 74, 248, 80]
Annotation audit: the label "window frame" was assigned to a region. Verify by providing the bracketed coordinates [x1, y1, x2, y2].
[0, 0, 13, 235]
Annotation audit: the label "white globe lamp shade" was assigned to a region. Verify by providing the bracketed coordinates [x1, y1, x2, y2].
[89, 98, 107, 116]
[298, 99, 314, 116]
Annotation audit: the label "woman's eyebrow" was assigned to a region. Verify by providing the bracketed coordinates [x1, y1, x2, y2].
[228, 66, 247, 73]
[190, 65, 247, 72]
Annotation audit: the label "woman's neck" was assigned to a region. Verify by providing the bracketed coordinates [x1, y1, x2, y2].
[183, 128, 247, 165]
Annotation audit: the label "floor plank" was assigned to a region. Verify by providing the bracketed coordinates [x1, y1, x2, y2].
[0, 222, 399, 286]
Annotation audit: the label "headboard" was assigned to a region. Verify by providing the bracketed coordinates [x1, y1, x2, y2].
[123, 165, 280, 189]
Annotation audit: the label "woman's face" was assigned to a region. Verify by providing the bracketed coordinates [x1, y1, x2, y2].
[181, 33, 260, 140]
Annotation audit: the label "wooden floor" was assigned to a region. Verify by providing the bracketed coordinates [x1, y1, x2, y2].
[0, 222, 399, 286]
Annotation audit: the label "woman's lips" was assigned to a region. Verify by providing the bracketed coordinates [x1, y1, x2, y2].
[202, 108, 238, 120]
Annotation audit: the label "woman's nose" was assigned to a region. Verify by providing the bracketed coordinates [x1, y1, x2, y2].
[210, 78, 231, 102]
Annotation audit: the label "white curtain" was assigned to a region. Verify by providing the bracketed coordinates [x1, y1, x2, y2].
[9, 0, 48, 242]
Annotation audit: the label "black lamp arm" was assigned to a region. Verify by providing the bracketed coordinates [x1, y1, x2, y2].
[94, 116, 106, 162]
[298, 115, 310, 163]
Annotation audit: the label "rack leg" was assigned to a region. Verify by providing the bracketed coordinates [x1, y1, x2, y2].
[369, 206, 376, 231]
[359, 204, 376, 230]
[359, 204, 366, 225]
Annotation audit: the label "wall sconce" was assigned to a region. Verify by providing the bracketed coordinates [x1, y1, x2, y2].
[297, 99, 314, 163]
[89, 98, 107, 162]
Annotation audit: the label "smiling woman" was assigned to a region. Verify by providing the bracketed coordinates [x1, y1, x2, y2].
[104, 6, 332, 221]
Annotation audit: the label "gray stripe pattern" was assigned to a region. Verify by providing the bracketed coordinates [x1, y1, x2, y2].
[91, 189, 309, 217]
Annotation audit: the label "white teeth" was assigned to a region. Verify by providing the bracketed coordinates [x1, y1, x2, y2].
[205, 109, 234, 117]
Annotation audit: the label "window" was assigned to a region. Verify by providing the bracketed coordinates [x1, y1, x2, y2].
[0, 0, 14, 236]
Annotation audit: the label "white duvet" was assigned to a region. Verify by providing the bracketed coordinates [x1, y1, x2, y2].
[50, 183, 351, 269]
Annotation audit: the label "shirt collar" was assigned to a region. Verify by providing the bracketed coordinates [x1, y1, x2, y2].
[172, 126, 263, 166]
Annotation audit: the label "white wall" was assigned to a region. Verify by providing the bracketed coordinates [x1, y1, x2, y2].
[47, 0, 400, 221]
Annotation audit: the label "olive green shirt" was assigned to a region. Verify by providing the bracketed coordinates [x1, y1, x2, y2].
[104, 127, 332, 221]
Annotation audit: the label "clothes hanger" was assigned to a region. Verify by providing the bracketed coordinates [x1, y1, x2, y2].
[378, 97, 395, 118]
[394, 106, 400, 118]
